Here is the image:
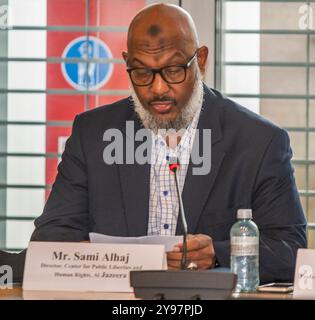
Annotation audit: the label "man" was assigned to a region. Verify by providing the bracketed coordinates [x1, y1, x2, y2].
[27, 3, 306, 283]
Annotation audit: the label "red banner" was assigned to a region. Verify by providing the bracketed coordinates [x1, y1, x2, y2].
[46, 0, 145, 197]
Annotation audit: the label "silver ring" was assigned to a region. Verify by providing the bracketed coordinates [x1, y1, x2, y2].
[187, 261, 198, 270]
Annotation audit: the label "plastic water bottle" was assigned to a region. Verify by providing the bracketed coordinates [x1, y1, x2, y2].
[230, 209, 259, 292]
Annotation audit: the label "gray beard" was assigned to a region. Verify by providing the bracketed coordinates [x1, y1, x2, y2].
[130, 71, 204, 134]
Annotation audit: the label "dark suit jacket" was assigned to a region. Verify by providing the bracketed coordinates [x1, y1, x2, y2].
[28, 85, 307, 283]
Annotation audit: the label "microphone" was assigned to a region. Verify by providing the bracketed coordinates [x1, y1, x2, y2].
[130, 157, 237, 299]
[168, 157, 189, 270]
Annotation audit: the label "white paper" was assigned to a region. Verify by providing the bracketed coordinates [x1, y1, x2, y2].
[89, 233, 183, 252]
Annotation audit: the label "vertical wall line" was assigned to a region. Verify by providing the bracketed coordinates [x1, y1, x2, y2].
[84, 0, 91, 111]
[215, 0, 223, 90]
[0, 0, 8, 249]
[305, 1, 311, 238]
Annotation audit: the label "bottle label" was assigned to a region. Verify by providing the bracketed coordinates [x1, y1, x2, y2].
[231, 236, 259, 256]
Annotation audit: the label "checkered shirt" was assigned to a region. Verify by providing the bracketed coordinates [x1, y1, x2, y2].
[147, 105, 202, 236]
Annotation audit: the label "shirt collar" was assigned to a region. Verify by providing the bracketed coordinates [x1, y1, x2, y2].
[151, 97, 203, 163]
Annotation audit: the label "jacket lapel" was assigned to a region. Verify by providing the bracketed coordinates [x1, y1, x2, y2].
[177, 86, 226, 234]
[118, 106, 151, 236]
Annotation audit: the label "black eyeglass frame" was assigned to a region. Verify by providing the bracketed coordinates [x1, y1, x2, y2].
[126, 51, 198, 87]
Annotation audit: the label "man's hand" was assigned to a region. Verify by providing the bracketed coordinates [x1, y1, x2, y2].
[167, 234, 216, 270]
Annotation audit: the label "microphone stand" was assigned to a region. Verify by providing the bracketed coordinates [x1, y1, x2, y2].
[169, 160, 189, 270]
[130, 160, 237, 299]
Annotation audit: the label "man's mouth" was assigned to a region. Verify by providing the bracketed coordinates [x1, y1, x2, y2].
[149, 101, 173, 114]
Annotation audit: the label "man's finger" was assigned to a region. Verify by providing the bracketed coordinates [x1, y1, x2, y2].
[167, 265, 179, 270]
[173, 234, 212, 252]
[167, 245, 213, 261]
[167, 259, 182, 269]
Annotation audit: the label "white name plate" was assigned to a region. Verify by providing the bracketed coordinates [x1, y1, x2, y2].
[23, 241, 165, 293]
[293, 248, 315, 299]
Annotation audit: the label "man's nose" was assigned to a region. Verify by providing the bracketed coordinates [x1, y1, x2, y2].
[150, 72, 170, 95]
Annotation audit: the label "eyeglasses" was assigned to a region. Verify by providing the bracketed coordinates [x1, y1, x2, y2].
[126, 52, 197, 87]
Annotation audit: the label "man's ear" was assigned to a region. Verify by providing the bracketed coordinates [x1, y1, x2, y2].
[122, 51, 128, 63]
[196, 46, 208, 76]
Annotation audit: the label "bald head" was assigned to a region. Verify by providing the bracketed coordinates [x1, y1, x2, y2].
[127, 3, 199, 55]
[123, 3, 209, 129]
